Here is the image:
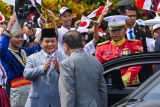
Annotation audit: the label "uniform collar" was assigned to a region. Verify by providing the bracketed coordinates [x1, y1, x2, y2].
[111, 38, 126, 46]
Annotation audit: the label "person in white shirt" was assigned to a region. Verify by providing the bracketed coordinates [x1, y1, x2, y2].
[57, 7, 108, 54]
[136, 19, 155, 52]
[81, 21, 99, 54]
[57, 7, 72, 53]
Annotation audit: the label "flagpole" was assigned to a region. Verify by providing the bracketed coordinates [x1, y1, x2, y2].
[78, 1, 111, 29]
[35, 6, 41, 15]
[13, 6, 15, 13]
[106, 0, 109, 10]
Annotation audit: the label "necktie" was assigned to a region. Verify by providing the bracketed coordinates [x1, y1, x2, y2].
[129, 30, 134, 39]
[47, 54, 53, 59]
[47, 54, 53, 76]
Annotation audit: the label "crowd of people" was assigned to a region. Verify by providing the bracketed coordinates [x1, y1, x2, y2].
[0, 2, 160, 107]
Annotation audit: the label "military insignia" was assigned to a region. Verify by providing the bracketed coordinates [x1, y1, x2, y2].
[121, 48, 131, 56]
[137, 46, 143, 52]
[105, 51, 112, 55]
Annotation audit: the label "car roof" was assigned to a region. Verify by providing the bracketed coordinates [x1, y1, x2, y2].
[103, 52, 160, 74]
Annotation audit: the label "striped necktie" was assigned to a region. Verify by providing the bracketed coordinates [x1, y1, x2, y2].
[47, 54, 53, 59]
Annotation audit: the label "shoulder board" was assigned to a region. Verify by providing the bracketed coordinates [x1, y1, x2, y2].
[128, 39, 140, 42]
[97, 40, 110, 46]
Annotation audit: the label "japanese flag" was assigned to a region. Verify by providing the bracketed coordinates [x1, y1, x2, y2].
[135, 0, 152, 10]
[87, 1, 112, 19]
[31, 0, 42, 7]
[29, 13, 35, 21]
[2, 0, 15, 6]
[77, 16, 92, 32]
[87, 6, 105, 19]
[98, 28, 106, 37]
[157, 2, 160, 13]
[135, 0, 160, 13]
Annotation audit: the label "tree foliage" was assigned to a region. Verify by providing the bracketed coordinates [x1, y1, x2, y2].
[0, 0, 120, 21]
[0, 0, 11, 20]
[42, 0, 118, 20]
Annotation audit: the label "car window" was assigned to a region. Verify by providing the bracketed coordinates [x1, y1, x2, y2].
[105, 63, 154, 88]
[130, 71, 160, 100]
[143, 78, 160, 100]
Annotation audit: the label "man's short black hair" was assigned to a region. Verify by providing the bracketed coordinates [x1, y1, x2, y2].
[40, 28, 57, 41]
[125, 6, 136, 12]
[63, 30, 83, 49]
[119, 6, 136, 15]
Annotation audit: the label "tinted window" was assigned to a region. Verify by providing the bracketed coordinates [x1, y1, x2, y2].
[143, 79, 160, 100]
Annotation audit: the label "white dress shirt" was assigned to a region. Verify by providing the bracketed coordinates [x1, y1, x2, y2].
[42, 50, 56, 59]
[42, 50, 57, 78]
[57, 26, 95, 55]
[57, 26, 70, 53]
[146, 37, 155, 52]
[126, 28, 135, 40]
[83, 40, 95, 55]
[0, 61, 6, 85]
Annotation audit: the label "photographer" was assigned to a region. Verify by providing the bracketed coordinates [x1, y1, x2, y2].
[22, 20, 41, 47]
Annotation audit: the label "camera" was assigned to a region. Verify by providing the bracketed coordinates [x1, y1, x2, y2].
[16, 0, 39, 28]
[26, 21, 35, 29]
[28, 35, 36, 43]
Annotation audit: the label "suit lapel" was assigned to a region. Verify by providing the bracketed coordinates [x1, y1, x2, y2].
[134, 27, 139, 39]
[38, 50, 47, 64]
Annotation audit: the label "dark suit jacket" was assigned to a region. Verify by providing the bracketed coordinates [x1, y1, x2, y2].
[126, 24, 148, 53]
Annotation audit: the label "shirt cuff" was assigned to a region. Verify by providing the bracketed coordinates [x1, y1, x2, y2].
[3, 30, 12, 38]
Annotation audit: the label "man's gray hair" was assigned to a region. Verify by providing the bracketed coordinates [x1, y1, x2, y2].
[63, 30, 83, 49]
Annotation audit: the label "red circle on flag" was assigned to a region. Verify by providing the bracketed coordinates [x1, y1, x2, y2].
[80, 21, 87, 27]
[158, 8, 160, 13]
[0, 14, 5, 22]
[0, 15, 3, 21]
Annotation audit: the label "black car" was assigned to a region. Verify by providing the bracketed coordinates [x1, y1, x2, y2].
[113, 69, 160, 107]
[103, 52, 160, 106]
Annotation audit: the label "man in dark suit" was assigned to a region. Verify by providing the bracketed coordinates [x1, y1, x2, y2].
[120, 6, 153, 81]
[124, 6, 148, 53]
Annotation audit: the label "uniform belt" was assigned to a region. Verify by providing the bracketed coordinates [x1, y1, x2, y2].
[10, 77, 31, 88]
